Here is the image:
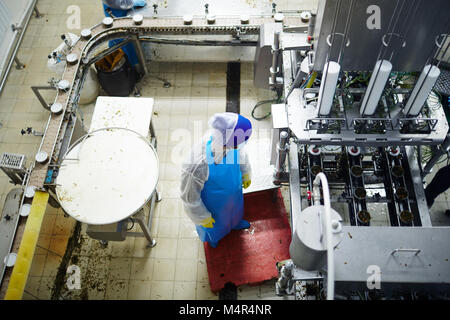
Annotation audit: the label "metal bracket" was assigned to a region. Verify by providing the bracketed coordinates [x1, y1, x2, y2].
[391, 248, 421, 256]
[11, 24, 23, 32]
[14, 57, 25, 70]
[33, 5, 42, 18]
[31, 85, 56, 111]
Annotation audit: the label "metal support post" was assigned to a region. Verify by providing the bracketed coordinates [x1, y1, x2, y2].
[274, 130, 289, 183]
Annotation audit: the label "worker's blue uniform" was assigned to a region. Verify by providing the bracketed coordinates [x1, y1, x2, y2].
[195, 138, 245, 247]
[102, 4, 139, 66]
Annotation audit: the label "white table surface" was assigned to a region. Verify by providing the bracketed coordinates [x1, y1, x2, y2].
[56, 97, 158, 225]
[89, 96, 154, 137]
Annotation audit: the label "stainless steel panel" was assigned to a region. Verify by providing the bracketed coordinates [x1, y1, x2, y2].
[312, 0, 450, 71]
[404, 146, 432, 227]
[333, 226, 450, 286]
[285, 87, 449, 147]
[254, 23, 283, 89]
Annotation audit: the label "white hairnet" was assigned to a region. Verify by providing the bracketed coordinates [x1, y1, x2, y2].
[208, 112, 239, 147]
[102, 0, 134, 10]
[208, 112, 252, 164]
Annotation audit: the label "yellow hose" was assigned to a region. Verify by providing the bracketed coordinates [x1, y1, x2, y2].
[305, 71, 317, 88]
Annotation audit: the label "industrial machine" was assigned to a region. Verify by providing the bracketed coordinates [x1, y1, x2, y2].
[267, 0, 450, 300]
[0, 0, 449, 300]
[0, 0, 301, 299]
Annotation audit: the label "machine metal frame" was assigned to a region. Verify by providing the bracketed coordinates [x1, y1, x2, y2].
[270, 0, 450, 300]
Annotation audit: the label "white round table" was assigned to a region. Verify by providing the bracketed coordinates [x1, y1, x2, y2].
[55, 128, 159, 225]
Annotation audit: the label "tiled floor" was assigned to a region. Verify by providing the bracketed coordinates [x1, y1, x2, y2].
[0, 0, 449, 301]
[49, 59, 280, 300]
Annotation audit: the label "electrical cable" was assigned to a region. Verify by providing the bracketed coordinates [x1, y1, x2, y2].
[251, 99, 278, 120]
[251, 91, 283, 121]
[127, 218, 135, 231]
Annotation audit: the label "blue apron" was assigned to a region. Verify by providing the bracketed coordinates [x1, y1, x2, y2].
[195, 138, 244, 245]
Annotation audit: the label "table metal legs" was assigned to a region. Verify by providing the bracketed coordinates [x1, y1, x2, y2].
[127, 188, 160, 247]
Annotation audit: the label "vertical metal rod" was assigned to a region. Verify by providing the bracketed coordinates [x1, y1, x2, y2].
[287, 142, 301, 236]
[337, 0, 355, 65]
[132, 36, 148, 75]
[274, 131, 289, 182]
[405, 146, 432, 226]
[379, 147, 400, 226]
[307, 12, 316, 42]
[135, 212, 157, 247]
[270, 32, 281, 86]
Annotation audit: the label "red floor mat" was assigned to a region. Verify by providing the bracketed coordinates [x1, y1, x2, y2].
[203, 188, 292, 293]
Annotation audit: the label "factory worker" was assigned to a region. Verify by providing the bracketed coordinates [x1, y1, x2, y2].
[101, 0, 147, 67]
[180, 113, 253, 248]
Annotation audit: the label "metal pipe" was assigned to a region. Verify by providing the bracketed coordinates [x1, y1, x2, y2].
[288, 142, 301, 237]
[312, 172, 334, 300]
[132, 36, 148, 75]
[139, 37, 257, 46]
[303, 86, 411, 97]
[0, 0, 38, 95]
[307, 12, 316, 43]
[134, 212, 157, 247]
[274, 131, 289, 182]
[270, 32, 281, 86]
[31, 86, 55, 110]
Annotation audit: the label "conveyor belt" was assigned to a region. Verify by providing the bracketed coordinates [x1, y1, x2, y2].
[3, 14, 302, 300]
[28, 15, 302, 191]
[4, 192, 49, 300]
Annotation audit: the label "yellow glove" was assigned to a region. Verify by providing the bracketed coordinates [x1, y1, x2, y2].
[200, 216, 215, 228]
[242, 173, 251, 189]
